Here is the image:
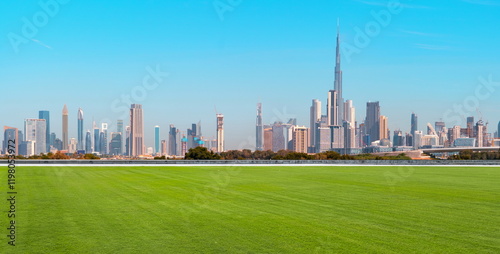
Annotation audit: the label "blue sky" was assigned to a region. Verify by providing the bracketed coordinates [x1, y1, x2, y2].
[1, 0, 499, 150]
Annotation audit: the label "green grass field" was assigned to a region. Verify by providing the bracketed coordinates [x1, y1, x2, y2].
[3, 165, 500, 253]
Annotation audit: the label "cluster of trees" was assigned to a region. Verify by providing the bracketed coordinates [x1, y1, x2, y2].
[448, 150, 500, 160]
[182, 147, 411, 160]
[1, 152, 100, 160]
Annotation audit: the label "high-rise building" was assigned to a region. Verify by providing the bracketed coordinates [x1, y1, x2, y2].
[38, 110, 50, 152]
[117, 120, 124, 154]
[50, 133, 56, 149]
[343, 121, 355, 150]
[180, 135, 188, 156]
[466, 116, 474, 138]
[365, 102, 381, 142]
[125, 126, 131, 156]
[263, 127, 273, 151]
[334, 22, 344, 123]
[216, 114, 224, 152]
[292, 126, 309, 153]
[25, 119, 46, 155]
[327, 90, 339, 126]
[497, 121, 500, 138]
[309, 99, 321, 149]
[411, 113, 418, 135]
[187, 123, 198, 150]
[413, 131, 423, 149]
[77, 108, 84, 150]
[3, 126, 18, 155]
[93, 122, 100, 153]
[344, 100, 356, 149]
[379, 115, 389, 140]
[130, 104, 144, 156]
[109, 132, 122, 155]
[393, 130, 404, 147]
[68, 138, 77, 153]
[256, 103, 264, 151]
[154, 125, 160, 155]
[85, 130, 92, 153]
[100, 123, 108, 155]
[344, 100, 355, 128]
[272, 122, 286, 152]
[475, 121, 485, 147]
[161, 140, 167, 156]
[62, 104, 68, 150]
[168, 125, 177, 156]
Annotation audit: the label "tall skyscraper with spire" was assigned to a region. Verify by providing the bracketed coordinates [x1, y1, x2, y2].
[62, 104, 68, 150]
[334, 21, 344, 124]
[256, 103, 263, 151]
[77, 108, 84, 150]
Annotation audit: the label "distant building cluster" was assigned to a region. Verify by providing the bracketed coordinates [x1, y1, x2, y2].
[253, 26, 499, 155]
[2, 104, 225, 158]
[2, 26, 499, 158]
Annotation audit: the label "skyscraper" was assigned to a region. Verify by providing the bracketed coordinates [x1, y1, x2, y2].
[77, 108, 84, 150]
[125, 126, 131, 156]
[334, 22, 344, 123]
[410, 112, 418, 146]
[62, 104, 68, 150]
[161, 140, 167, 156]
[310, 99, 321, 149]
[85, 130, 92, 153]
[365, 102, 381, 142]
[379, 115, 389, 140]
[327, 90, 339, 126]
[256, 103, 264, 151]
[3, 126, 18, 155]
[38, 110, 50, 152]
[168, 125, 177, 156]
[263, 127, 273, 151]
[466, 117, 474, 138]
[344, 100, 356, 149]
[154, 125, 160, 155]
[109, 132, 122, 155]
[93, 122, 100, 153]
[292, 126, 309, 153]
[216, 114, 224, 152]
[498, 121, 500, 138]
[130, 104, 144, 156]
[25, 119, 46, 155]
[116, 120, 124, 155]
[100, 123, 108, 155]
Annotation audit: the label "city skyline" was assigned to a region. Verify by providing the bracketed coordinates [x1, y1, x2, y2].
[1, 1, 500, 150]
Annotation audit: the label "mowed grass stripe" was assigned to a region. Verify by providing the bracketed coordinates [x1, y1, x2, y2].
[6, 166, 500, 253]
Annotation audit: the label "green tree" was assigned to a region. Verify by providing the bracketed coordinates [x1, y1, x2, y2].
[185, 147, 221, 160]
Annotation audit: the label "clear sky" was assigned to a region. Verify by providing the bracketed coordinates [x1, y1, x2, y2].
[1, 0, 499, 150]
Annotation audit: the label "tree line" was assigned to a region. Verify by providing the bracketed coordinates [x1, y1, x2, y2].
[448, 150, 500, 160]
[181, 147, 411, 160]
